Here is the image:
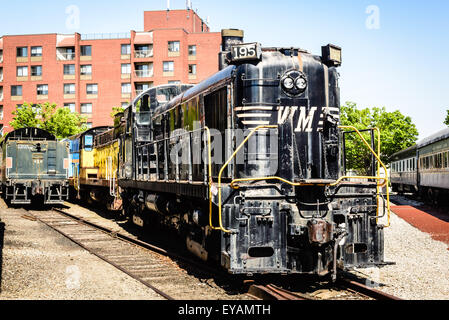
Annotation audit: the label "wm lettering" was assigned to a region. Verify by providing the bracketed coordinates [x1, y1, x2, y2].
[278, 106, 318, 132]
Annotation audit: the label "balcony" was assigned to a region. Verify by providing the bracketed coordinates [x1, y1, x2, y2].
[134, 70, 153, 78]
[134, 49, 153, 59]
[58, 52, 75, 61]
[135, 82, 153, 96]
[57, 47, 76, 61]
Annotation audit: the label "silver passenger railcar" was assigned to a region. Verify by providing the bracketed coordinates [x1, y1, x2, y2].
[391, 128, 449, 204]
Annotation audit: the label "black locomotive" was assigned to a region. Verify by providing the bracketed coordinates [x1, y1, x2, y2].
[117, 31, 389, 278]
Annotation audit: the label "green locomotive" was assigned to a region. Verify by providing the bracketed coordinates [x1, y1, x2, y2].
[0, 128, 69, 205]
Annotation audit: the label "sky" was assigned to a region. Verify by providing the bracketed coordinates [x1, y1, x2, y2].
[1, 0, 448, 139]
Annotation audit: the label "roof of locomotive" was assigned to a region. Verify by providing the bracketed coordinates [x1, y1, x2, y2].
[152, 48, 327, 117]
[1, 127, 56, 145]
[153, 65, 237, 117]
[67, 126, 112, 141]
[131, 83, 195, 110]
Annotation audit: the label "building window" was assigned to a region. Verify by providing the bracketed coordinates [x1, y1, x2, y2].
[168, 41, 180, 53]
[81, 65, 92, 75]
[81, 103, 92, 114]
[64, 64, 76, 75]
[31, 66, 42, 76]
[17, 47, 28, 57]
[64, 84, 75, 94]
[188, 45, 197, 56]
[31, 46, 42, 57]
[11, 85, 22, 96]
[81, 45, 92, 56]
[64, 103, 76, 113]
[0, 105, 3, 121]
[86, 84, 98, 95]
[163, 61, 174, 73]
[86, 122, 93, 129]
[168, 81, 181, 84]
[121, 83, 131, 94]
[37, 84, 48, 95]
[121, 44, 131, 55]
[17, 66, 28, 77]
[121, 64, 131, 74]
[121, 102, 129, 108]
[188, 64, 197, 75]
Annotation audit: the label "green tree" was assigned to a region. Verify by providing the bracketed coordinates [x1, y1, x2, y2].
[9, 102, 41, 129]
[340, 102, 419, 174]
[9, 102, 88, 139]
[40, 103, 88, 139]
[110, 106, 125, 119]
[444, 110, 449, 126]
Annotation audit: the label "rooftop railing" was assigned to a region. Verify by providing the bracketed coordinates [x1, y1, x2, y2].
[81, 32, 131, 40]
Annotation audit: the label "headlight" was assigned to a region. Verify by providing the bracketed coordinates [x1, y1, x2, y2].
[283, 77, 295, 90]
[295, 76, 307, 91]
[281, 70, 308, 96]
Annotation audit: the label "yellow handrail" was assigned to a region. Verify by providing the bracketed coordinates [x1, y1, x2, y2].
[226, 126, 391, 228]
[337, 126, 391, 227]
[205, 127, 222, 231]
[215, 125, 278, 233]
[210, 125, 391, 232]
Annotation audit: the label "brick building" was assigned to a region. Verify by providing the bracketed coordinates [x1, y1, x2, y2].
[0, 9, 222, 133]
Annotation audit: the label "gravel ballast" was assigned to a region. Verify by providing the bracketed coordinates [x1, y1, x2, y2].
[1, 199, 448, 300]
[0, 204, 163, 300]
[353, 207, 449, 300]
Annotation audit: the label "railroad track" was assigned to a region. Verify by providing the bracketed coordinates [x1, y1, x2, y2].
[26, 207, 247, 300]
[23, 206, 401, 301]
[246, 278, 401, 301]
[336, 278, 402, 300]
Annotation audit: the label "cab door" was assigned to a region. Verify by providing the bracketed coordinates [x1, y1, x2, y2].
[118, 107, 134, 180]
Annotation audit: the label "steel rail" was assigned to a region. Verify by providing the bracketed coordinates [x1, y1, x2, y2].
[41, 209, 401, 301]
[51, 208, 224, 278]
[338, 278, 402, 301]
[248, 284, 311, 300]
[32, 208, 175, 300]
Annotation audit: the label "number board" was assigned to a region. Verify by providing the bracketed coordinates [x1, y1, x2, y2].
[230, 43, 262, 62]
